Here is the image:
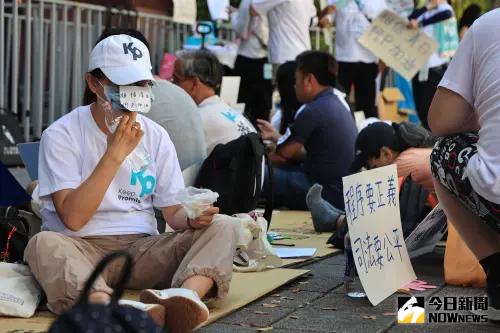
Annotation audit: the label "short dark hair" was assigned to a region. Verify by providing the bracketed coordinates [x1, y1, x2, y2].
[296, 51, 337, 87]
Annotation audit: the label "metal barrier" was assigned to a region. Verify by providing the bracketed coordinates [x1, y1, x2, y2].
[1, 0, 193, 140]
[1, 0, 334, 141]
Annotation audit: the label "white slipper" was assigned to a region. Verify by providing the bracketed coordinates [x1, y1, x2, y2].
[140, 288, 209, 332]
[118, 300, 166, 328]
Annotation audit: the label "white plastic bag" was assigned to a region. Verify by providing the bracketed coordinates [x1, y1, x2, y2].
[218, 213, 282, 272]
[176, 187, 219, 219]
[0, 262, 42, 318]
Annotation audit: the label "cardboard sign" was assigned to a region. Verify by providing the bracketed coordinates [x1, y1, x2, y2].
[406, 204, 448, 259]
[343, 164, 416, 305]
[173, 0, 196, 25]
[358, 10, 438, 81]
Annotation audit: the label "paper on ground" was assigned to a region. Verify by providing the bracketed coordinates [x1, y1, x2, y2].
[275, 247, 317, 259]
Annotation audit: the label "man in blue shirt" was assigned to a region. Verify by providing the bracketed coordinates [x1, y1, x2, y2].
[259, 51, 358, 210]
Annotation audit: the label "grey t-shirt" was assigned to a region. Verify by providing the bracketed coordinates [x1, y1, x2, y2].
[146, 80, 207, 170]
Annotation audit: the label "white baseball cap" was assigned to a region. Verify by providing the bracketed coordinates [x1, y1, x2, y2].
[88, 34, 154, 85]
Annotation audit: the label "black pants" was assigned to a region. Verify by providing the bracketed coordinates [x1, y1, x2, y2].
[412, 64, 447, 129]
[233, 55, 273, 121]
[338, 61, 378, 119]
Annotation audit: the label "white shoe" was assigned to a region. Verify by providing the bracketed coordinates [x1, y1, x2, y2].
[118, 300, 166, 328]
[140, 288, 209, 332]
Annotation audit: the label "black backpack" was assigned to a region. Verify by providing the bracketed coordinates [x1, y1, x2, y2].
[0, 207, 30, 263]
[195, 132, 273, 224]
[49, 251, 163, 333]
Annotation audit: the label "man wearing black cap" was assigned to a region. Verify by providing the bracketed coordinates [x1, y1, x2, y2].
[306, 121, 436, 239]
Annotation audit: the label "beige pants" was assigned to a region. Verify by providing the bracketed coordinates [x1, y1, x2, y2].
[24, 219, 235, 314]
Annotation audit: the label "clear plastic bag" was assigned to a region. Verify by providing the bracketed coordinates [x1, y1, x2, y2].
[176, 187, 219, 219]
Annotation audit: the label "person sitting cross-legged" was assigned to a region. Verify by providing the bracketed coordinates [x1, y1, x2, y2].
[24, 31, 236, 333]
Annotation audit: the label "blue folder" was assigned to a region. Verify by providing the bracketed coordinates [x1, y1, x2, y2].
[17, 142, 39, 181]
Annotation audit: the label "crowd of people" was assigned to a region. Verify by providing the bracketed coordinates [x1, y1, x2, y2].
[8, 0, 500, 331]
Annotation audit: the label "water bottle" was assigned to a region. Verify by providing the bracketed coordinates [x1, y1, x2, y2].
[344, 232, 367, 298]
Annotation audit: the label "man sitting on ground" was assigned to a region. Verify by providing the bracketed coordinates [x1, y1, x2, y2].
[259, 51, 358, 210]
[173, 49, 257, 155]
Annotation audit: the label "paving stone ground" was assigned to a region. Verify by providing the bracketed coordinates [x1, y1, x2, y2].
[8, 168, 500, 332]
[200, 251, 500, 333]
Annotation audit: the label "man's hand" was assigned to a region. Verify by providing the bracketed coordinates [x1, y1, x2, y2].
[407, 19, 419, 29]
[188, 206, 220, 229]
[257, 119, 281, 143]
[106, 112, 143, 164]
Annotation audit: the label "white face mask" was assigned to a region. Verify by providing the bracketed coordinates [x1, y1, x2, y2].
[119, 85, 153, 113]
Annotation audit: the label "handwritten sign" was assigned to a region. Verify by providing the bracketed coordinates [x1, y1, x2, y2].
[343, 164, 416, 306]
[358, 10, 438, 81]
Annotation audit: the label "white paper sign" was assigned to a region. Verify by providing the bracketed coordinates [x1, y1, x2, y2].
[119, 86, 152, 113]
[220, 76, 241, 107]
[173, 0, 196, 25]
[343, 164, 416, 306]
[358, 10, 438, 81]
[208, 0, 230, 21]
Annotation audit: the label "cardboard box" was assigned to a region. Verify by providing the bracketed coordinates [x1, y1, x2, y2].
[378, 87, 409, 123]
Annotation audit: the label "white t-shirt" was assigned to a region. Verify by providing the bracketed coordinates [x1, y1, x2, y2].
[329, 0, 386, 63]
[417, 3, 454, 68]
[198, 95, 257, 155]
[438, 9, 500, 204]
[38, 105, 184, 237]
[231, 0, 269, 59]
[252, 0, 316, 64]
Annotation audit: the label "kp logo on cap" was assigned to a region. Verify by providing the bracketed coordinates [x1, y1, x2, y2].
[397, 296, 425, 324]
[123, 42, 143, 60]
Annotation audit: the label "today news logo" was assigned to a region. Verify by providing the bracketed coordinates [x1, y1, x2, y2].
[397, 296, 489, 324]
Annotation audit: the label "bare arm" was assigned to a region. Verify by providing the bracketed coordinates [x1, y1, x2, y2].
[428, 87, 479, 136]
[52, 114, 143, 231]
[270, 141, 305, 166]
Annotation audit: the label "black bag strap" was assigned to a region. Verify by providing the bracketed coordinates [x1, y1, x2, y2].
[263, 153, 274, 228]
[77, 251, 133, 305]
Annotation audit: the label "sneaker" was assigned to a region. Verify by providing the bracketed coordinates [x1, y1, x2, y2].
[140, 288, 210, 333]
[118, 300, 166, 328]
